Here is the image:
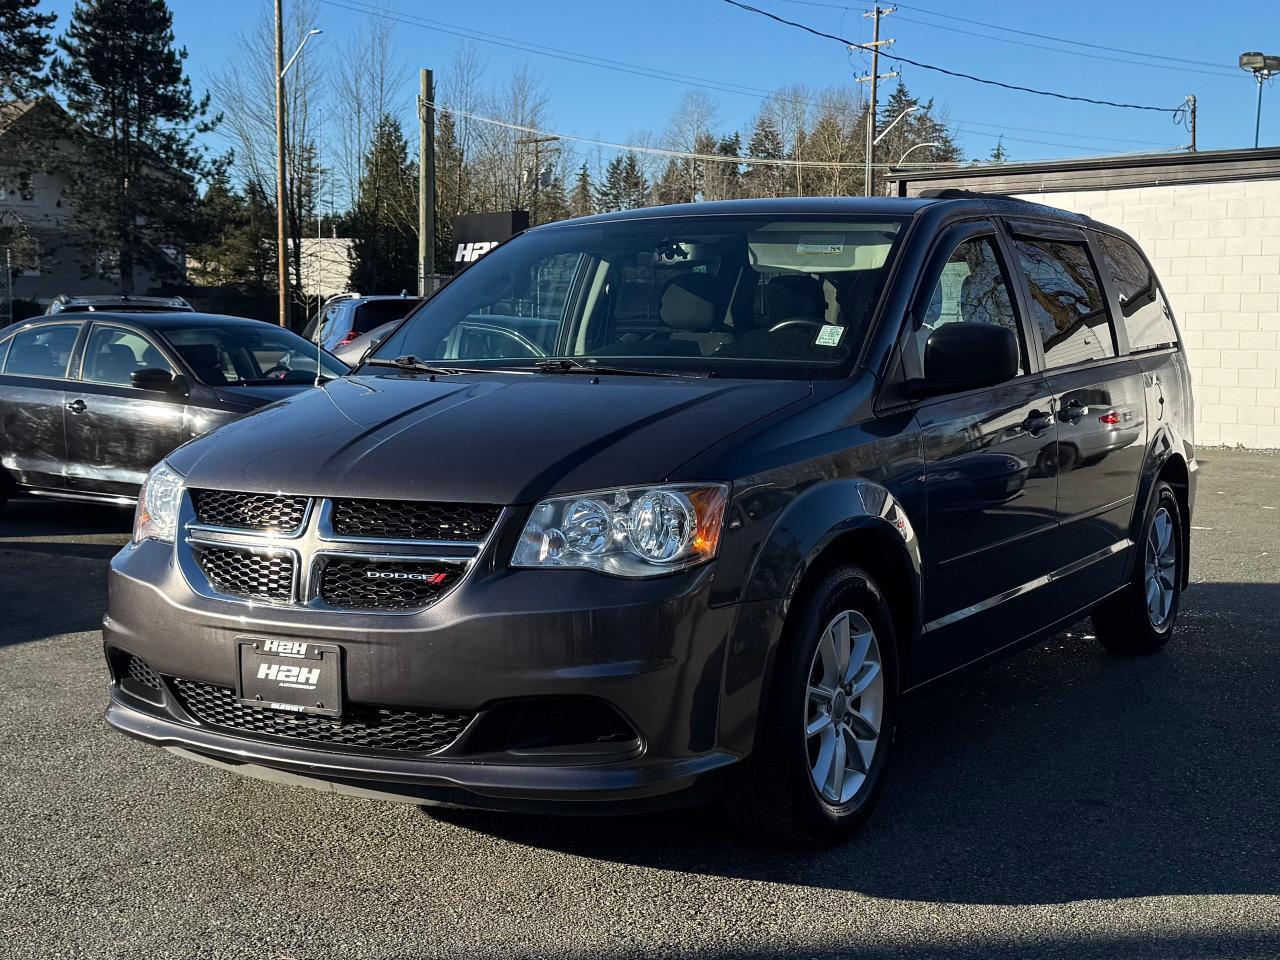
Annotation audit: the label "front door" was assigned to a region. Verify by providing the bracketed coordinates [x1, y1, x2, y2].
[1007, 231, 1146, 612]
[64, 323, 187, 498]
[910, 228, 1060, 681]
[0, 322, 83, 491]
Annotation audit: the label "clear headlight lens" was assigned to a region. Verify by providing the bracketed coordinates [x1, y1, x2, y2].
[132, 460, 185, 544]
[512, 483, 729, 577]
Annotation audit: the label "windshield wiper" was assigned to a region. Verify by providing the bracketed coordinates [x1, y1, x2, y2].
[363, 355, 467, 376]
[533, 358, 683, 378]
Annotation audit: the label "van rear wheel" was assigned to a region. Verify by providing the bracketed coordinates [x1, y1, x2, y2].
[1092, 481, 1182, 654]
[723, 564, 897, 848]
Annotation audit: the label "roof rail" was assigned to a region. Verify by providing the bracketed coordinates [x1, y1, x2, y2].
[918, 188, 1017, 200]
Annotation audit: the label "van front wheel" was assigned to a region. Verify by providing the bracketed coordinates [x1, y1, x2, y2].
[724, 564, 898, 847]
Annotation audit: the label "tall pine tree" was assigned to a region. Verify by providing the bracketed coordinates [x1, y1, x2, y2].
[568, 163, 594, 218]
[350, 114, 417, 294]
[0, 0, 54, 99]
[50, 0, 215, 293]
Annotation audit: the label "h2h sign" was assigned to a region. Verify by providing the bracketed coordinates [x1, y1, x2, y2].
[452, 211, 530, 273]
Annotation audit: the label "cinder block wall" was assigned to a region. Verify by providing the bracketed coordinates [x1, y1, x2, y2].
[1017, 182, 1280, 448]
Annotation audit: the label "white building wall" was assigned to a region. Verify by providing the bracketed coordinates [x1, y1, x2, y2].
[1015, 181, 1280, 449]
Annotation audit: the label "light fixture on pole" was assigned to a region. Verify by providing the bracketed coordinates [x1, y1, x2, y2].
[273, 24, 323, 328]
[874, 106, 916, 147]
[1239, 52, 1280, 148]
[896, 141, 941, 165]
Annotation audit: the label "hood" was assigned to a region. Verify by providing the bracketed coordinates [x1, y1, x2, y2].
[210, 382, 317, 410]
[168, 372, 812, 504]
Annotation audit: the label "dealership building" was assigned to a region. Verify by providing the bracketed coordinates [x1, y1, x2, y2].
[889, 147, 1280, 449]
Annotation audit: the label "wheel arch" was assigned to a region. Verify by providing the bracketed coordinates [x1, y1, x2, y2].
[737, 479, 922, 754]
[1134, 427, 1191, 589]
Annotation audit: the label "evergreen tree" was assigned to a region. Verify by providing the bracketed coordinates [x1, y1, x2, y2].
[988, 137, 1009, 163]
[705, 131, 742, 201]
[349, 113, 417, 294]
[594, 154, 626, 213]
[434, 109, 466, 272]
[744, 113, 786, 198]
[188, 163, 275, 290]
[568, 162, 594, 218]
[0, 0, 55, 99]
[619, 152, 648, 209]
[873, 82, 961, 193]
[50, 0, 216, 293]
[652, 158, 690, 206]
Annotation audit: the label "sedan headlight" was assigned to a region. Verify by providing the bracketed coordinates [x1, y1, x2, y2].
[512, 483, 729, 578]
[133, 460, 185, 544]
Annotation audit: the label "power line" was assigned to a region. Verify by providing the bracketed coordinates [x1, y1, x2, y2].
[891, 0, 1235, 72]
[426, 99, 959, 168]
[315, 0, 826, 110]
[768, 0, 1235, 72]
[721, 0, 1183, 113]
[890, 13, 1239, 80]
[953, 118, 1176, 149]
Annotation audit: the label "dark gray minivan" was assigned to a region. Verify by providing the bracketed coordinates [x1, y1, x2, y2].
[103, 196, 1194, 845]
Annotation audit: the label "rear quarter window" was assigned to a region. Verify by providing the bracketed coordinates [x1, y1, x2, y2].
[1012, 238, 1116, 369]
[1096, 232, 1179, 352]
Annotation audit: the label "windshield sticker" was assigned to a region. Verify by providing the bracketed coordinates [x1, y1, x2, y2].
[796, 234, 845, 255]
[815, 325, 845, 347]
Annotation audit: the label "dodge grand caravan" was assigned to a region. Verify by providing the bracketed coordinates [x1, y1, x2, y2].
[104, 195, 1194, 845]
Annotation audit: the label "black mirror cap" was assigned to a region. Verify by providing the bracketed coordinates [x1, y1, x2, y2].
[130, 367, 177, 391]
[919, 323, 1019, 396]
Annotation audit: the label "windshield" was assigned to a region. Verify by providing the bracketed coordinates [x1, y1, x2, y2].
[161, 323, 348, 385]
[371, 215, 908, 378]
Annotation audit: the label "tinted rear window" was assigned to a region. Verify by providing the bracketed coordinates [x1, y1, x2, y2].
[1012, 238, 1115, 369]
[1096, 233, 1178, 352]
[354, 299, 421, 334]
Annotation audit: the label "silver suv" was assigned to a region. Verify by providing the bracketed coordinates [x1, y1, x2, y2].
[303, 293, 422, 355]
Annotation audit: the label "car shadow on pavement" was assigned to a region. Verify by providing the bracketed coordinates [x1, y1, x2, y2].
[430, 582, 1280, 908]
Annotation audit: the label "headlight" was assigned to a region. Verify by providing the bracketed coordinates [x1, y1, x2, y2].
[512, 483, 729, 578]
[133, 460, 185, 544]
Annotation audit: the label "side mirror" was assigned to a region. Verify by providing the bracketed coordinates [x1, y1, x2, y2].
[131, 367, 178, 392]
[917, 323, 1019, 396]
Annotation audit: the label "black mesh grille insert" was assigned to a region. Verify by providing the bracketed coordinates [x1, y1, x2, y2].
[320, 557, 464, 611]
[125, 655, 163, 691]
[192, 489, 310, 533]
[330, 498, 500, 542]
[171, 679, 472, 754]
[195, 546, 294, 603]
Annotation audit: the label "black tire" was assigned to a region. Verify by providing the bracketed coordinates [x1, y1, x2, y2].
[723, 564, 898, 848]
[1092, 481, 1183, 655]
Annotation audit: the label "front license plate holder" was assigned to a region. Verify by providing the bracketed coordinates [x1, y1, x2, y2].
[237, 639, 343, 717]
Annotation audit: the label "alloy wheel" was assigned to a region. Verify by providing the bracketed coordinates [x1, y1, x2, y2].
[804, 609, 885, 806]
[1145, 506, 1178, 628]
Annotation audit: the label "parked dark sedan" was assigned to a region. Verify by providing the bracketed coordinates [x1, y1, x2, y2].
[0, 312, 347, 507]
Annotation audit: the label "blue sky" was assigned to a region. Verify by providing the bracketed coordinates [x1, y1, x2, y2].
[42, 0, 1280, 164]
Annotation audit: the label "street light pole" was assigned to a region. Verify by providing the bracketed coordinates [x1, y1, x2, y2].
[274, 0, 287, 327]
[273, 23, 323, 328]
[1240, 52, 1280, 149]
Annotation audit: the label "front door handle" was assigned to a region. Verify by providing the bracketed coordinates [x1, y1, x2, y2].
[1059, 399, 1085, 424]
[1021, 410, 1054, 435]
[66, 398, 86, 414]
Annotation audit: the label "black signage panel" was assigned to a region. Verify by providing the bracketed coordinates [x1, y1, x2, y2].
[453, 211, 529, 273]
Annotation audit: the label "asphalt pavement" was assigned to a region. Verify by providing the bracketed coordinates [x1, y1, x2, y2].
[2, 451, 1279, 959]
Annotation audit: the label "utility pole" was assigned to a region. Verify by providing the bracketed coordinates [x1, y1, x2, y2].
[418, 68, 436, 297]
[274, 0, 288, 326]
[516, 134, 560, 225]
[857, 5, 897, 198]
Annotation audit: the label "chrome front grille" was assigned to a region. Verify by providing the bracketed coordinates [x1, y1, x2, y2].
[330, 498, 501, 542]
[194, 545, 296, 604]
[191, 489, 310, 534]
[179, 492, 497, 613]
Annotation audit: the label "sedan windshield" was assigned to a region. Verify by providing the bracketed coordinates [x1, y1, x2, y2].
[372, 214, 908, 378]
[162, 323, 348, 385]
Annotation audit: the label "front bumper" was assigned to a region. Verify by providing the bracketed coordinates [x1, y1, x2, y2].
[104, 539, 784, 809]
